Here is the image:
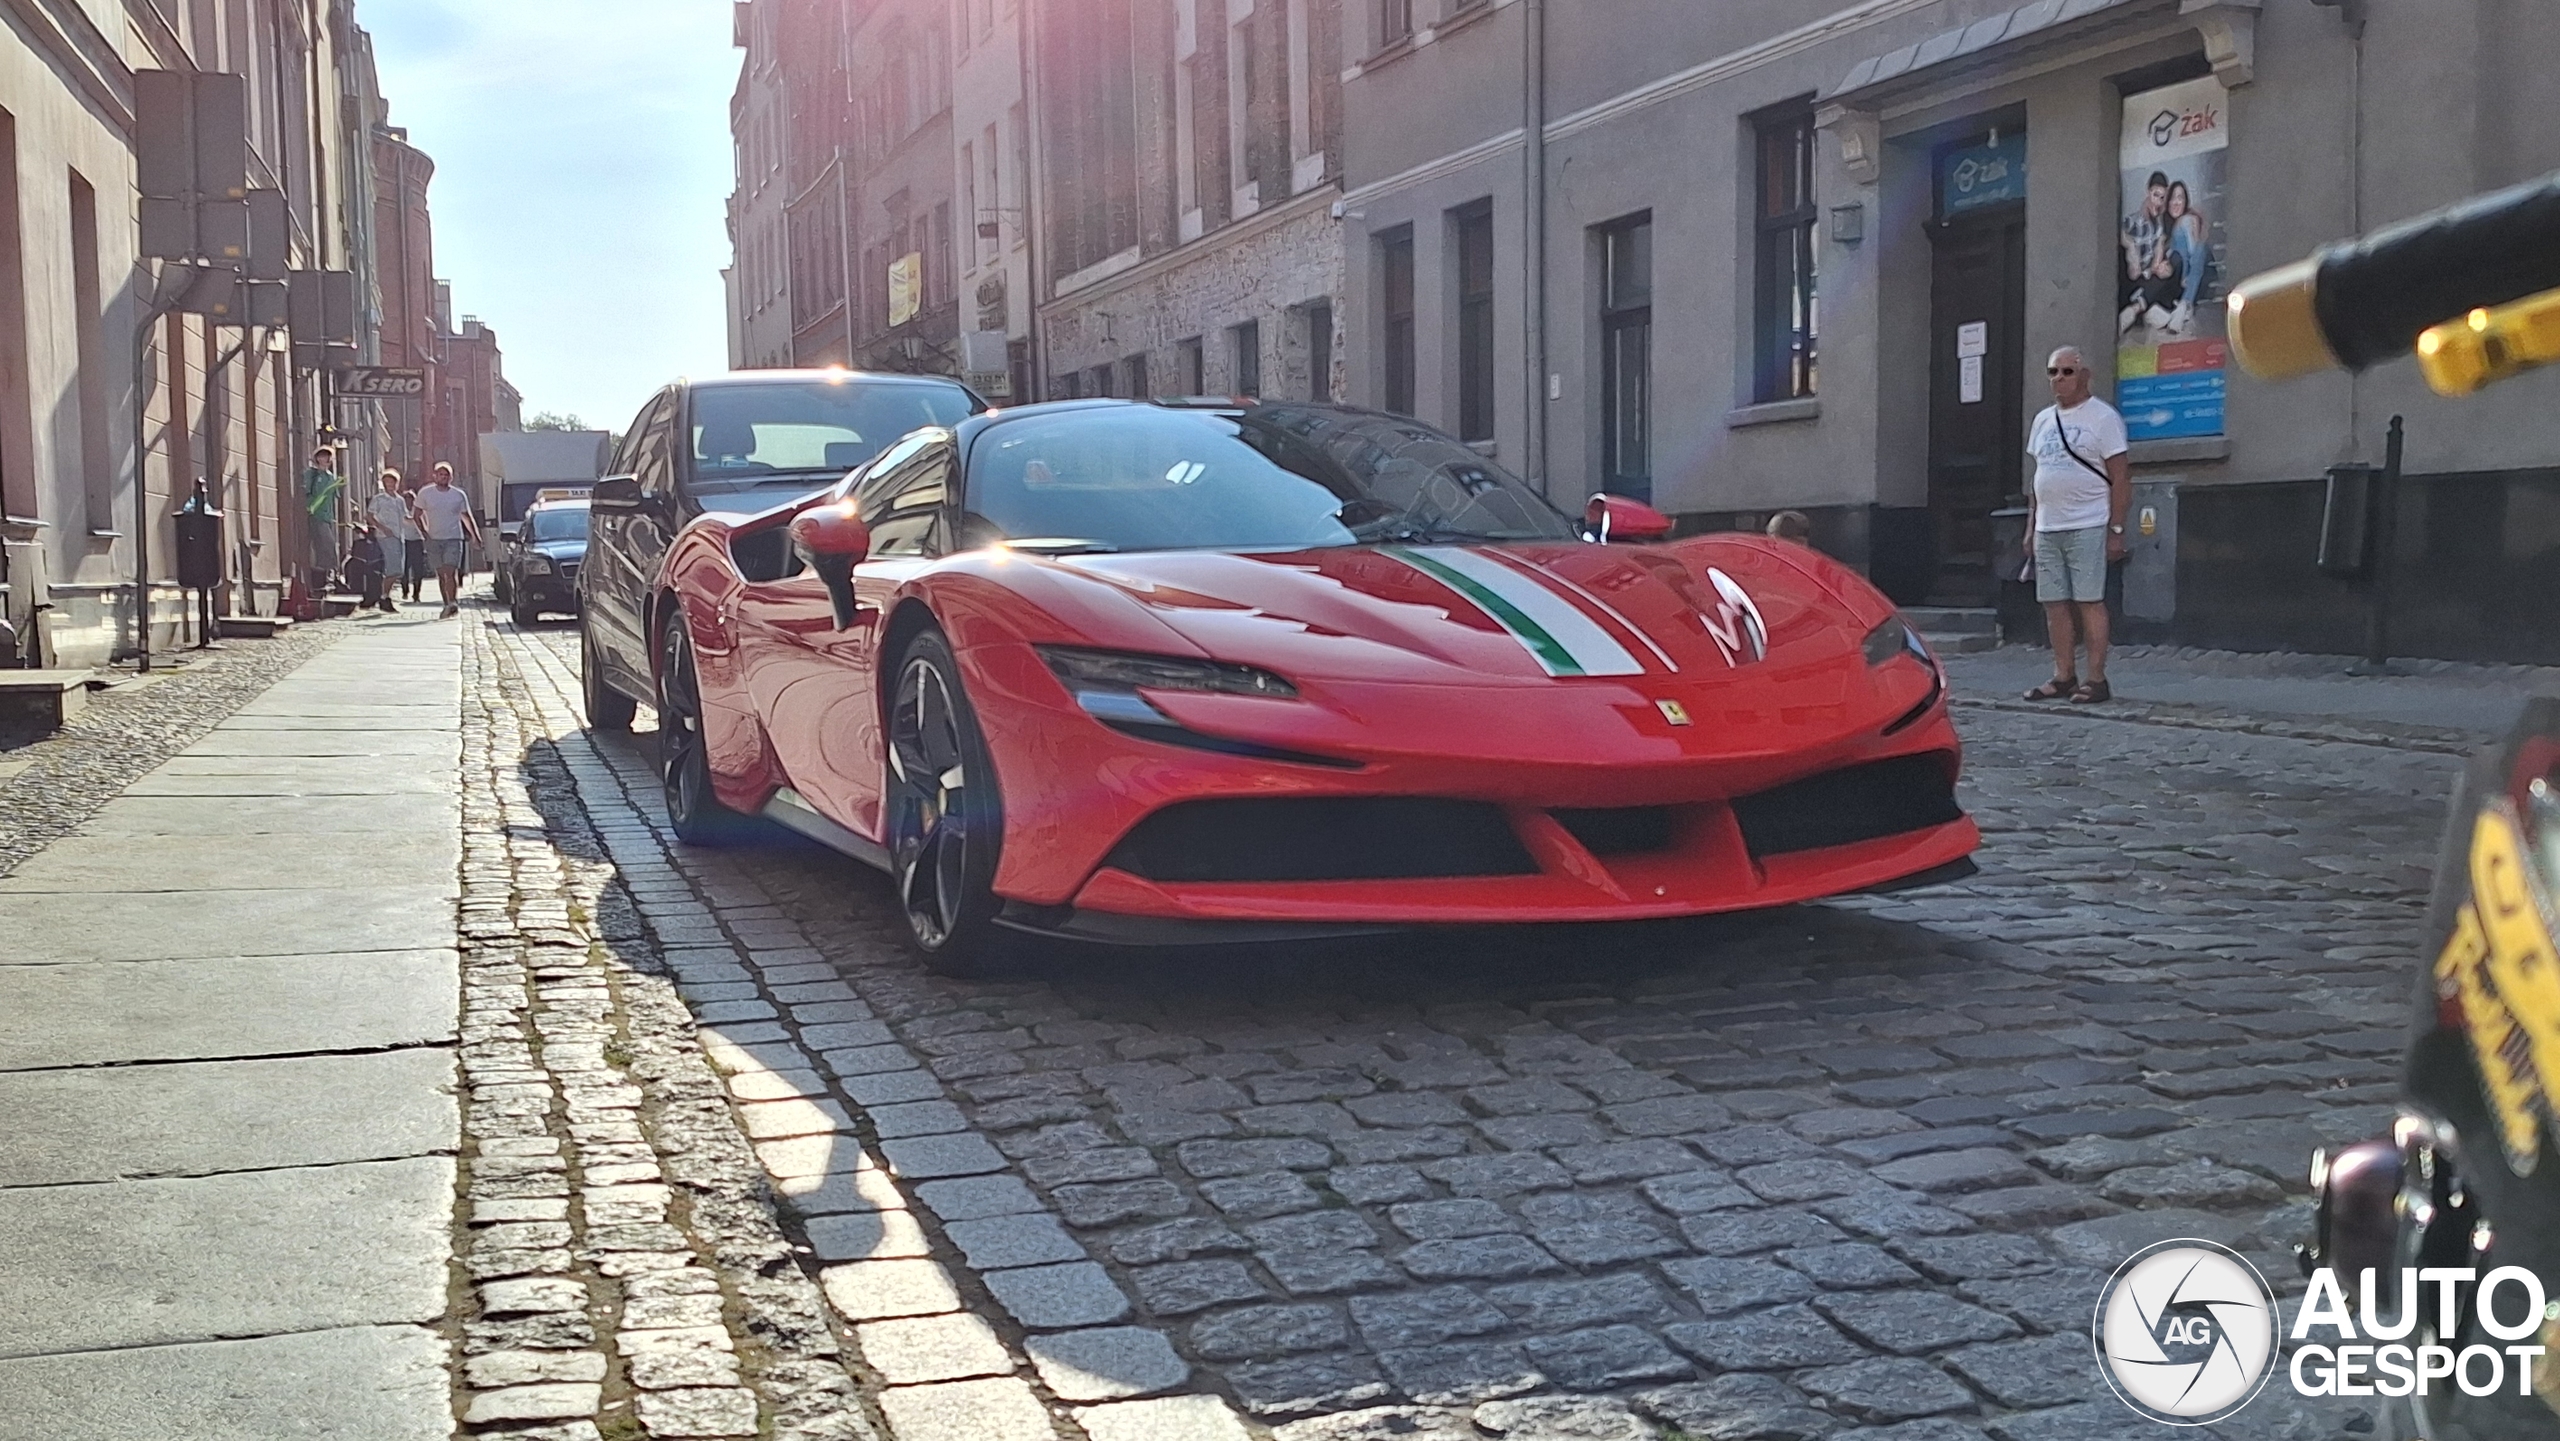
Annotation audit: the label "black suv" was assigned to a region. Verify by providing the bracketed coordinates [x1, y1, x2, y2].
[577, 370, 982, 729]
[503, 498, 589, 626]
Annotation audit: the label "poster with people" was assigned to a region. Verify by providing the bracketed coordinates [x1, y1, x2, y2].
[2117, 75, 2230, 441]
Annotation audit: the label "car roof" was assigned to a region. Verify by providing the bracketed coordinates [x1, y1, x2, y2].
[525, 498, 589, 512]
[681, 369, 974, 392]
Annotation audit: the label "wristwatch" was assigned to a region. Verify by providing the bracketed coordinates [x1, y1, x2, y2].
[2107, 524, 2125, 534]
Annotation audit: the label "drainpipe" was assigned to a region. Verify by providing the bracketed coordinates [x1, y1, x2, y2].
[1521, 0, 1549, 490]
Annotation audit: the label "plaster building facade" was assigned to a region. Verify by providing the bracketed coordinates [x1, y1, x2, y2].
[1334, 0, 2560, 663]
[1033, 0, 1349, 402]
[730, 0, 796, 368]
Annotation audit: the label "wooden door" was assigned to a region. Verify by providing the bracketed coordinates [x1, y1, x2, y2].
[1925, 214, 2026, 606]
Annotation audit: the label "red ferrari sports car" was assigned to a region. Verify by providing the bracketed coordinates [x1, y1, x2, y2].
[630, 399, 1977, 972]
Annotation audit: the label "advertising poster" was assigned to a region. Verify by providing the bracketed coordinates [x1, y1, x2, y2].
[2116, 75, 2229, 441]
[887, 251, 922, 328]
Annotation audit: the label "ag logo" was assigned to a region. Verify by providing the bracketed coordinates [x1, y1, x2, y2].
[2150, 109, 2180, 147]
[2094, 1239, 2278, 1424]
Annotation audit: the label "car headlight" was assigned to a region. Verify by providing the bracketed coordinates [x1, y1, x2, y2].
[526, 555, 555, 575]
[1862, 616, 1931, 668]
[1037, 646, 1297, 700]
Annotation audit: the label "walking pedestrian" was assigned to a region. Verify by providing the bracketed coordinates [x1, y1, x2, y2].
[301, 446, 345, 587]
[413, 462, 481, 619]
[362, 469, 414, 613]
[2023, 347, 2131, 704]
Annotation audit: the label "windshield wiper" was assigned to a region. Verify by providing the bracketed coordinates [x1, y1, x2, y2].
[1001, 538, 1120, 556]
[1346, 515, 1522, 546]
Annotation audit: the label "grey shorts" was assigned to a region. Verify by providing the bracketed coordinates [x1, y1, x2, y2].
[2033, 525, 2110, 604]
[426, 537, 468, 573]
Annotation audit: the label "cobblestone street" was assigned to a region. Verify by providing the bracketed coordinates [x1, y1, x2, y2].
[436, 613, 2458, 1441]
[0, 610, 2475, 1440]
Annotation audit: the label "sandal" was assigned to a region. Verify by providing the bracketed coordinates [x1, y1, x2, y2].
[2070, 679, 2112, 704]
[2024, 676, 2077, 700]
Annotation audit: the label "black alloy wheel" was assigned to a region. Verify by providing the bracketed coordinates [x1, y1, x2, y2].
[885, 628, 1018, 975]
[581, 620, 635, 731]
[655, 613, 750, 844]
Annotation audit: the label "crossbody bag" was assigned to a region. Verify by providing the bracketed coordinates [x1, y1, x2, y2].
[2021, 407, 2119, 581]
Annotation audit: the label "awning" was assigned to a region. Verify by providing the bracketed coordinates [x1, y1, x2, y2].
[1815, 0, 2257, 181]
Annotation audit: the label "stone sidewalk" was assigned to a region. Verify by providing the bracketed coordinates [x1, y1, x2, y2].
[0, 619, 463, 1441]
[1944, 642, 2554, 741]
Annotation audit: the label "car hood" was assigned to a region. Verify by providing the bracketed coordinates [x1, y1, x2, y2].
[531, 540, 586, 562]
[997, 538, 1877, 686]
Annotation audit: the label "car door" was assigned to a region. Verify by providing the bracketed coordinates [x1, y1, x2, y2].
[588, 390, 673, 692]
[753, 432, 954, 840]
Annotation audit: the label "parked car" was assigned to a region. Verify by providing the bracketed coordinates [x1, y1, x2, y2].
[641, 398, 1978, 974]
[577, 370, 983, 730]
[503, 498, 590, 625]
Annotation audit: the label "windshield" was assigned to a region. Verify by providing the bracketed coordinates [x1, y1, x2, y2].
[689, 380, 978, 496]
[527, 508, 589, 543]
[962, 404, 1576, 554]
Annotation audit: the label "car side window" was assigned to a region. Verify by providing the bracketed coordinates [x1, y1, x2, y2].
[610, 392, 665, 478]
[633, 394, 678, 500]
[853, 434, 952, 559]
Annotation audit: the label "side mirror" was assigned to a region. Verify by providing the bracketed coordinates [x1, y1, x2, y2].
[789, 502, 870, 629]
[590, 475, 645, 513]
[497, 522, 520, 542]
[1585, 492, 1674, 543]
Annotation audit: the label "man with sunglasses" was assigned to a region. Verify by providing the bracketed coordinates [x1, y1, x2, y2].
[2023, 347, 2130, 703]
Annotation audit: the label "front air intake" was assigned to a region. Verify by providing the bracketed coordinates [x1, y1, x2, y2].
[1106, 797, 1537, 882]
[1730, 753, 1962, 859]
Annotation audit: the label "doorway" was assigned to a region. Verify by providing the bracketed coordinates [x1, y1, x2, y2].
[1924, 200, 2025, 606]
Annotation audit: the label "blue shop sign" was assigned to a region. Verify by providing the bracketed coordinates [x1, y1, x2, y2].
[1939, 133, 2027, 217]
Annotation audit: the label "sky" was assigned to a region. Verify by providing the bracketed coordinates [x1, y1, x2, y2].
[365, 0, 737, 434]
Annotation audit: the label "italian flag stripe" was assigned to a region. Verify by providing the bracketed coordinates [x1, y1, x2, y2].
[1386, 546, 1643, 677]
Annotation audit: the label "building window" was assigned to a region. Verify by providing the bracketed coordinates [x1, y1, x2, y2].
[1752, 101, 1818, 402]
[1123, 352, 1150, 399]
[1453, 202, 1494, 442]
[1231, 319, 1261, 397]
[1178, 336, 1205, 394]
[1304, 301, 1332, 400]
[1599, 214, 1652, 501]
[1380, 0, 1411, 47]
[1379, 225, 1414, 414]
[68, 169, 111, 529]
[1088, 363, 1116, 398]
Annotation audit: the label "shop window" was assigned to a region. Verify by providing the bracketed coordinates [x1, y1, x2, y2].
[1598, 213, 1651, 501]
[1752, 101, 1817, 402]
[1231, 319, 1261, 397]
[1453, 202, 1494, 441]
[1379, 225, 1414, 414]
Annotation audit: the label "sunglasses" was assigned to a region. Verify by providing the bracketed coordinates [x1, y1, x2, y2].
[2047, 366, 2081, 376]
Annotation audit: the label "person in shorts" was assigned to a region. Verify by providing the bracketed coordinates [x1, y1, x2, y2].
[362, 469, 416, 613]
[413, 462, 481, 618]
[2023, 347, 2130, 704]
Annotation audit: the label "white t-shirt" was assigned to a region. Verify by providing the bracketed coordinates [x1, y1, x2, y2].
[2026, 398, 2129, 532]
[366, 491, 419, 543]
[414, 483, 473, 541]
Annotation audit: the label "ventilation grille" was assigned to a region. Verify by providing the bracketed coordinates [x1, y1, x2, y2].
[1107, 797, 1537, 883]
[1730, 753, 1962, 859]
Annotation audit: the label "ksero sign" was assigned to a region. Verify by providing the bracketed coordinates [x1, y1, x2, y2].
[339, 366, 426, 398]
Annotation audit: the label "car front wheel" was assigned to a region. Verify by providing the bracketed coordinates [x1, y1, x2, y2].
[886, 627, 1022, 976]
